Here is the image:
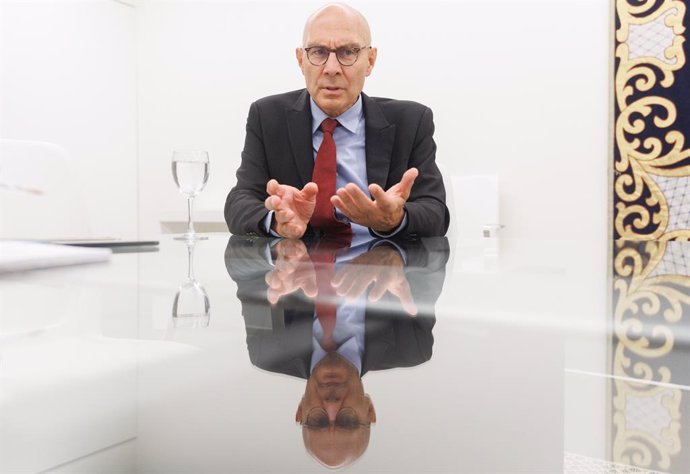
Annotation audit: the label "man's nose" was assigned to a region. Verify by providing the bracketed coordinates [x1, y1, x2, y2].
[325, 405, 340, 422]
[323, 51, 342, 74]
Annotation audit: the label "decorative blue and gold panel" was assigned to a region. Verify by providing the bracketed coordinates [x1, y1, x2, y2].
[612, 241, 690, 472]
[614, 1, 688, 240]
[613, 2, 690, 471]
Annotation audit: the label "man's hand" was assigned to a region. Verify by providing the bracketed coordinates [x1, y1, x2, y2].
[331, 168, 418, 234]
[265, 239, 317, 304]
[264, 180, 318, 238]
[332, 246, 418, 316]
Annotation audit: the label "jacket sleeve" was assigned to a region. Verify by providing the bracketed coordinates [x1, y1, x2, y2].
[401, 107, 450, 238]
[225, 102, 272, 236]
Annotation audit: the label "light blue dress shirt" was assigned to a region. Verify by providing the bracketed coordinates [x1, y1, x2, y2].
[263, 95, 407, 236]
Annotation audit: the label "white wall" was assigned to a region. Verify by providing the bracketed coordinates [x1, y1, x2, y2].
[0, 0, 138, 239]
[137, 0, 609, 244]
[0, 0, 609, 244]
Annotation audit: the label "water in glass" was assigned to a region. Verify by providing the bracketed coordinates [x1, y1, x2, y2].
[172, 160, 209, 197]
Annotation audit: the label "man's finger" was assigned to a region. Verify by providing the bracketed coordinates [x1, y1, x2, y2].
[389, 283, 418, 316]
[266, 179, 280, 195]
[275, 208, 294, 223]
[265, 195, 281, 211]
[267, 288, 283, 305]
[344, 273, 371, 300]
[398, 168, 419, 199]
[368, 183, 396, 211]
[369, 183, 386, 201]
[331, 268, 348, 287]
[344, 183, 371, 203]
[334, 270, 359, 296]
[338, 185, 372, 214]
[301, 182, 318, 199]
[368, 280, 388, 301]
[331, 195, 349, 215]
[265, 271, 278, 287]
[333, 274, 354, 296]
[302, 279, 318, 298]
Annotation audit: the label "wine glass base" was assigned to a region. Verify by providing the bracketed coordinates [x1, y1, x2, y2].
[174, 234, 208, 241]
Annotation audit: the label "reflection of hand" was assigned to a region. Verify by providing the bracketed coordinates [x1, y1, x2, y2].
[264, 179, 318, 238]
[332, 245, 418, 316]
[331, 168, 418, 234]
[265, 239, 317, 304]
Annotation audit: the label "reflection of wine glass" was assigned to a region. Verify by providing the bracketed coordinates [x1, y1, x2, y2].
[172, 150, 209, 241]
[172, 239, 210, 328]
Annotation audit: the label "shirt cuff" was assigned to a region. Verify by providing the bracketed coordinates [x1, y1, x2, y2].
[369, 239, 408, 266]
[370, 210, 408, 238]
[262, 211, 283, 238]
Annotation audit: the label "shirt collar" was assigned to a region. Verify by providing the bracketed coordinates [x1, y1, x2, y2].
[310, 95, 363, 135]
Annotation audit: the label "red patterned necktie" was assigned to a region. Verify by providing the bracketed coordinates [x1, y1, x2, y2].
[310, 118, 351, 233]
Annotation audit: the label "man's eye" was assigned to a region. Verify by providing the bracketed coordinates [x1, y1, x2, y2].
[336, 413, 361, 429]
[339, 48, 356, 58]
[312, 48, 328, 57]
[306, 415, 329, 428]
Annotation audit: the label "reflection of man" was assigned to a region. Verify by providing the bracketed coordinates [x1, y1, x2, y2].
[224, 234, 449, 468]
[225, 3, 449, 239]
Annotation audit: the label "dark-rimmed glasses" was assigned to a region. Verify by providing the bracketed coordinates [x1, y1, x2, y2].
[301, 407, 371, 430]
[303, 46, 371, 67]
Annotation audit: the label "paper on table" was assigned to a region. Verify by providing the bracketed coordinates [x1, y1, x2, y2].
[0, 240, 111, 274]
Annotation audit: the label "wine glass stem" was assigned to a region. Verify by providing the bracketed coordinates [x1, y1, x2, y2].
[187, 241, 194, 280]
[186, 197, 195, 236]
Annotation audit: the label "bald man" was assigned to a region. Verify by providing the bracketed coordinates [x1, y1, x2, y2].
[225, 3, 449, 238]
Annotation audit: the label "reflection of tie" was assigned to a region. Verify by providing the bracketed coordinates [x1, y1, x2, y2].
[310, 118, 350, 233]
[311, 233, 352, 351]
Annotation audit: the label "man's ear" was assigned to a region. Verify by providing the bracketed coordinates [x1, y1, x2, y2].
[365, 47, 377, 77]
[295, 402, 303, 423]
[366, 394, 377, 423]
[296, 47, 304, 68]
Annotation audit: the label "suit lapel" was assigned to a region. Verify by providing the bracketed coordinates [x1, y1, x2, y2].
[362, 311, 395, 374]
[286, 89, 314, 185]
[363, 93, 396, 189]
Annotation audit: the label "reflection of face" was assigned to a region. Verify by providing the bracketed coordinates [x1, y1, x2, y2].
[296, 6, 377, 117]
[296, 352, 376, 468]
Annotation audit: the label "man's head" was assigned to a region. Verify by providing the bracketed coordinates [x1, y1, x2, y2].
[296, 3, 377, 117]
[296, 352, 376, 468]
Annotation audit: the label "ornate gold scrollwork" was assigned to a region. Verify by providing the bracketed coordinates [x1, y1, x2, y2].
[615, 0, 687, 239]
[612, 241, 683, 469]
[613, 1, 687, 468]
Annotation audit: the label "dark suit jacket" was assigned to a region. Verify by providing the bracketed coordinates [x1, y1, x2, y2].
[224, 235, 450, 379]
[225, 89, 450, 238]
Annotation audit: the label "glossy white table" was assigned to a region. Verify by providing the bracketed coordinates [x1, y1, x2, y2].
[0, 234, 685, 473]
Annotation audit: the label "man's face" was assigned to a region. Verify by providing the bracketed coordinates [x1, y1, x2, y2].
[295, 352, 376, 467]
[296, 9, 377, 117]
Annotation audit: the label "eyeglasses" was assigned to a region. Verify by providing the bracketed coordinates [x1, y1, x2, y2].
[303, 45, 371, 67]
[301, 407, 371, 430]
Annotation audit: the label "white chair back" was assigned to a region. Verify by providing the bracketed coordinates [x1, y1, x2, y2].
[451, 174, 501, 240]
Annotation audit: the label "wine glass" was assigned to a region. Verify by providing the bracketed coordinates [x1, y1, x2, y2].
[172, 150, 209, 241]
[172, 239, 210, 328]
